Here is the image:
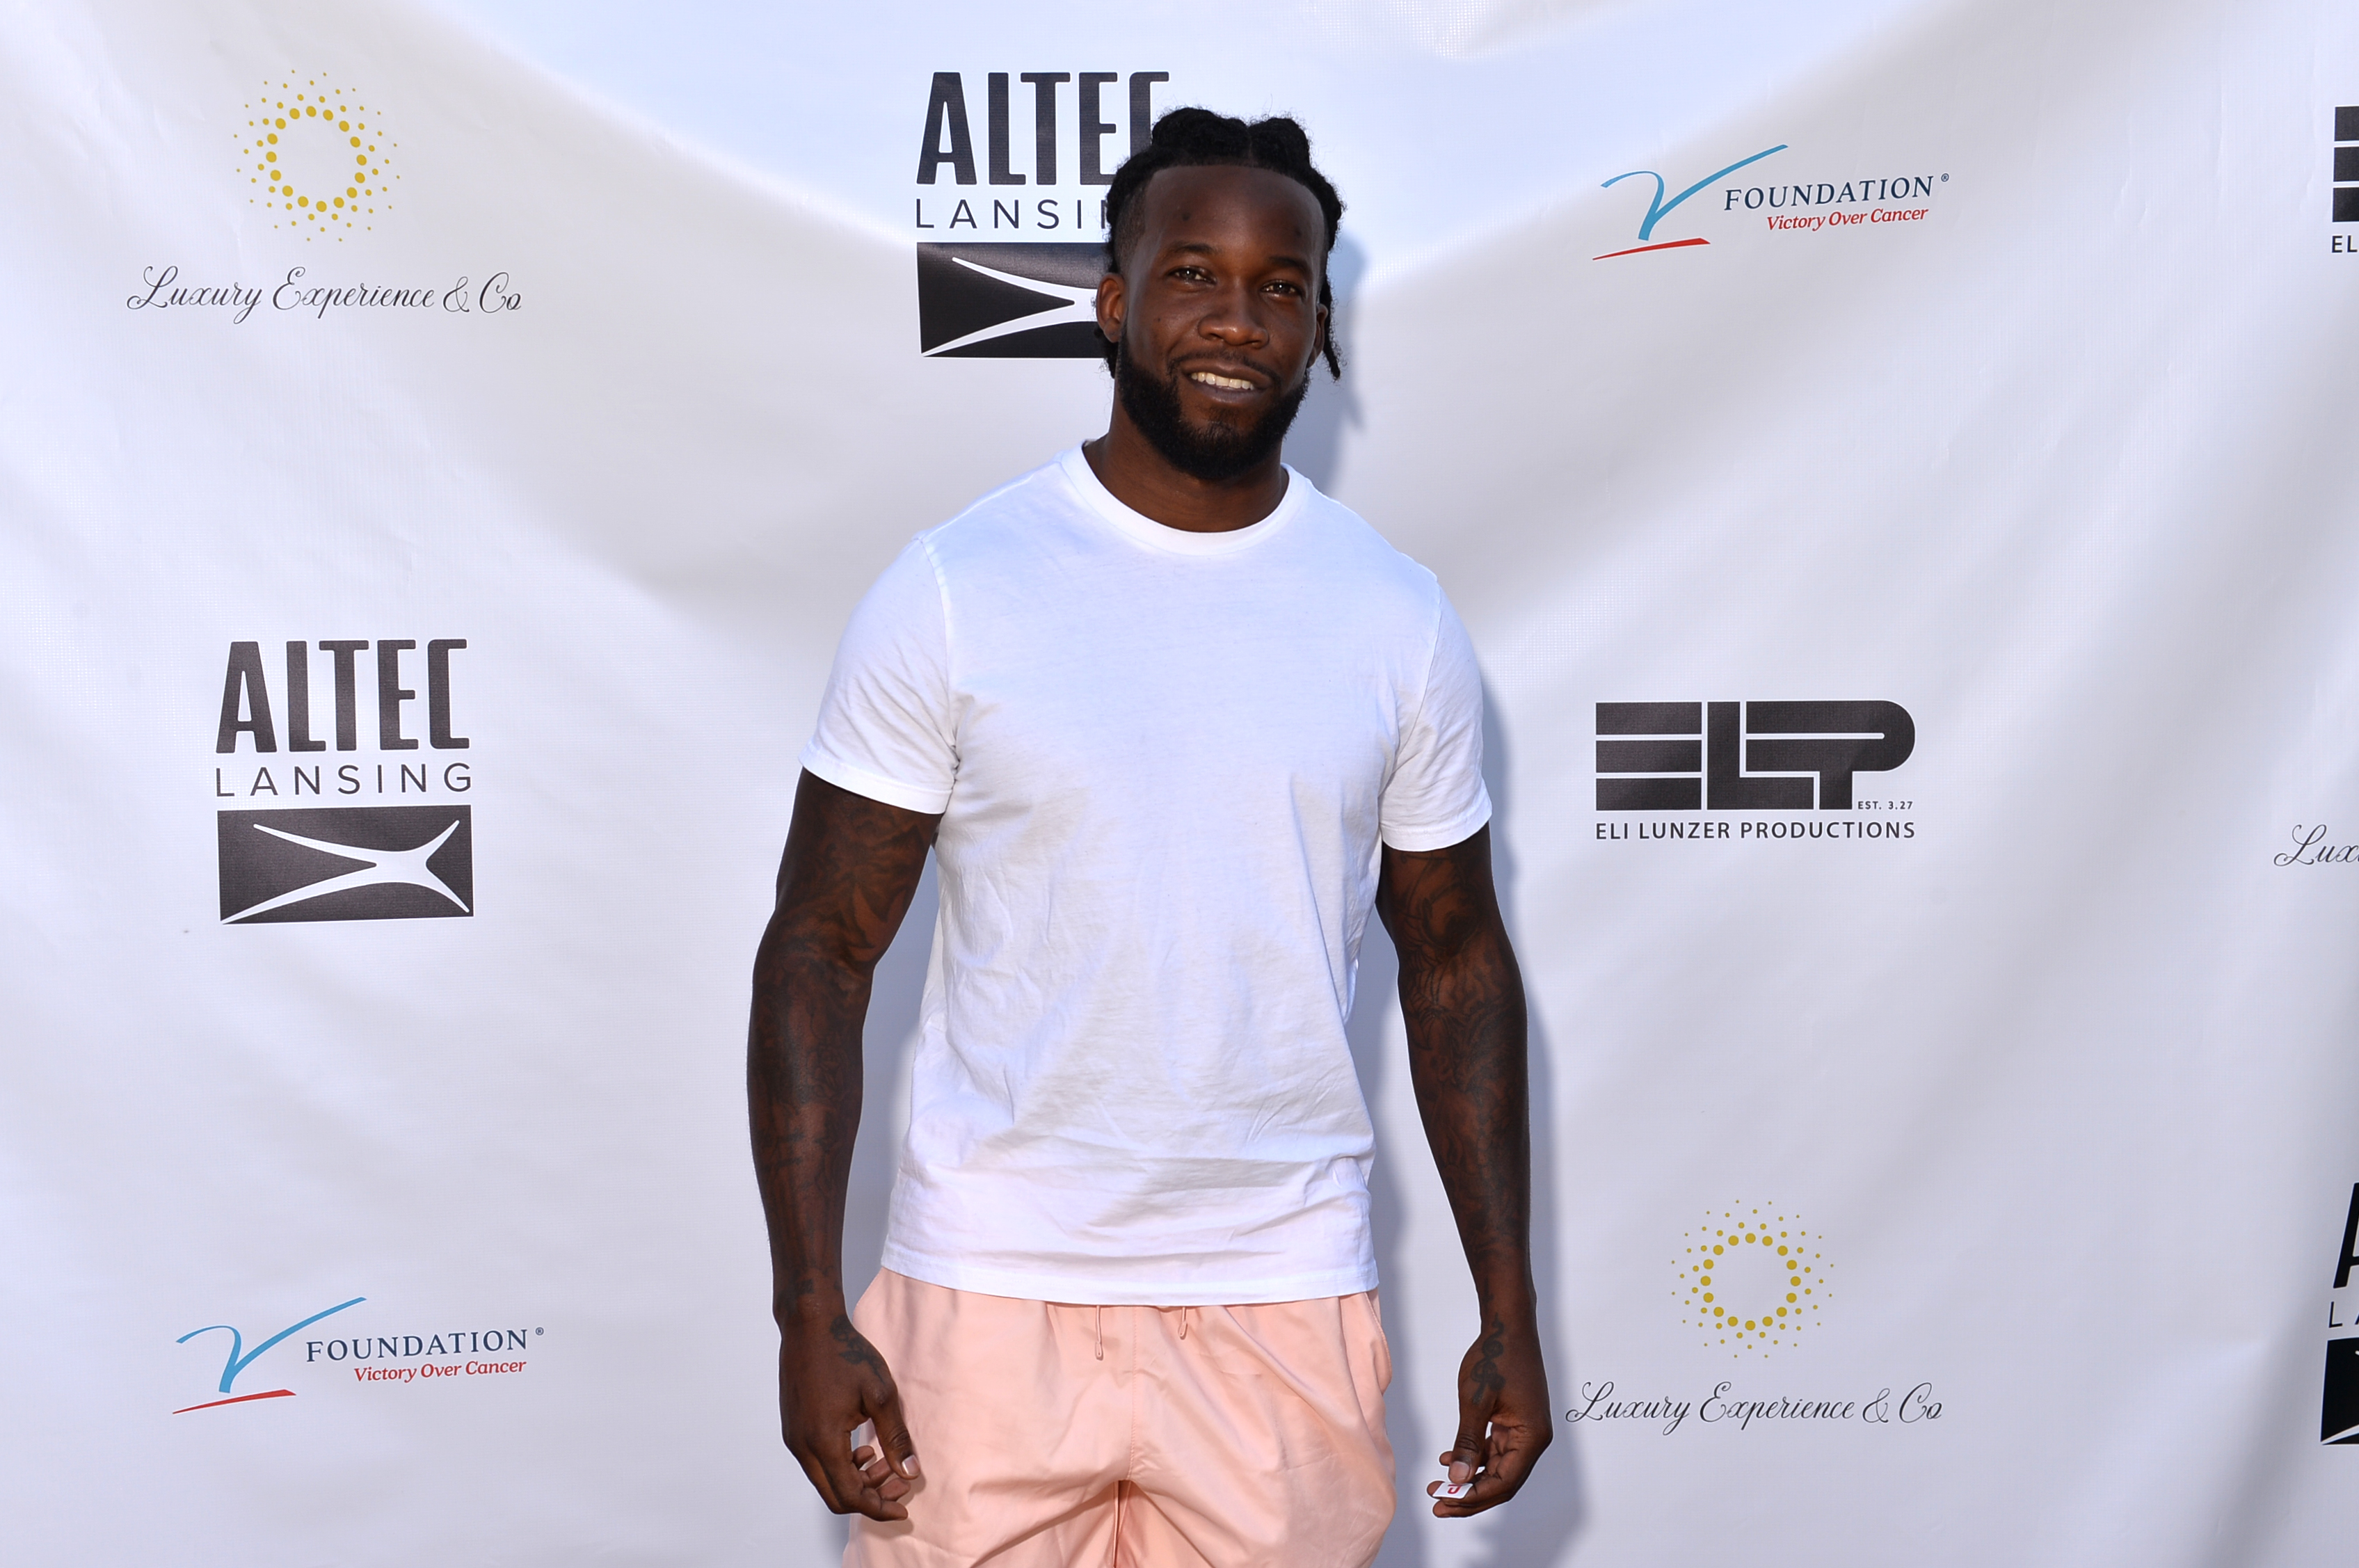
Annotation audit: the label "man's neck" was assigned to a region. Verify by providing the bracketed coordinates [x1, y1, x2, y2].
[1080, 415, 1290, 534]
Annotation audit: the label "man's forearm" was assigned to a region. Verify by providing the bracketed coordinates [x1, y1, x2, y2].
[1379, 831, 1535, 1315]
[1401, 930, 1533, 1315]
[748, 773, 940, 1329]
[748, 942, 870, 1325]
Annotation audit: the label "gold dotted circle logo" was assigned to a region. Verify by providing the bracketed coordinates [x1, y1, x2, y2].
[234, 73, 398, 240]
[1674, 1201, 1830, 1359]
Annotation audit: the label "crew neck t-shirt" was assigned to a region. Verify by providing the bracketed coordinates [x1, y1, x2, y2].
[801, 447, 1490, 1306]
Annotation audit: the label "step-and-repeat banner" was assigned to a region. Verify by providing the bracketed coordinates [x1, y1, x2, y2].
[6, 1, 2358, 1562]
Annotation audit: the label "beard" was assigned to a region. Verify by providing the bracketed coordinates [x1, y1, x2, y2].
[1114, 346, 1310, 484]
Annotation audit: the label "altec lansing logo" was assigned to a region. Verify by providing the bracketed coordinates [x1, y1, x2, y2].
[2321, 1184, 2359, 1442]
[918, 241, 1105, 358]
[1594, 144, 1948, 260]
[1594, 701, 1916, 842]
[911, 70, 1168, 357]
[212, 639, 474, 922]
[173, 1296, 542, 1413]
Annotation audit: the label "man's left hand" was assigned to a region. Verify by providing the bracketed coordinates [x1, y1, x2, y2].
[1427, 1313, 1551, 1517]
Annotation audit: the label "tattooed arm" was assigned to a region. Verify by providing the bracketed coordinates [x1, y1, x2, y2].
[1375, 824, 1552, 1517]
[749, 770, 940, 1521]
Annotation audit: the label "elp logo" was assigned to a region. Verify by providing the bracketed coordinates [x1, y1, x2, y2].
[1597, 701, 1914, 810]
[174, 1296, 363, 1413]
[2335, 108, 2358, 225]
[1596, 144, 1786, 259]
[915, 241, 1104, 357]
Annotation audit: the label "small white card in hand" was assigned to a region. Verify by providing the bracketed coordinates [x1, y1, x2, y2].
[1435, 1479, 1474, 1501]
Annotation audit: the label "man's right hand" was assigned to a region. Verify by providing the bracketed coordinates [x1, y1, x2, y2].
[778, 1309, 921, 1521]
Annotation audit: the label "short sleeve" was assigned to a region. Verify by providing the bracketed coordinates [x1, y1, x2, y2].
[800, 539, 957, 813]
[1380, 586, 1492, 851]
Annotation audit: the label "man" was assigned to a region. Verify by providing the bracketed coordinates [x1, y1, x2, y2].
[749, 109, 1549, 1567]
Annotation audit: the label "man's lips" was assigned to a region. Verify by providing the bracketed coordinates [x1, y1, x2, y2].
[1178, 362, 1273, 396]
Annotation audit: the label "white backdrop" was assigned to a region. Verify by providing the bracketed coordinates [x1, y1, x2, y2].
[6, 1, 2359, 1562]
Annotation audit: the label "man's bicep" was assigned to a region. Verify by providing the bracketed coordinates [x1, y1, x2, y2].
[1375, 826, 1500, 964]
[769, 770, 941, 969]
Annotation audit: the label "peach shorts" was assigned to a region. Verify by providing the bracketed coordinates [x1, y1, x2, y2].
[843, 1269, 1396, 1568]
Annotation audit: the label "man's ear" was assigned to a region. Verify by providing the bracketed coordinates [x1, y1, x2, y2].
[1094, 271, 1125, 349]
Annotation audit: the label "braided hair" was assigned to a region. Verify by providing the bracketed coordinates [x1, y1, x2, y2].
[1101, 108, 1345, 379]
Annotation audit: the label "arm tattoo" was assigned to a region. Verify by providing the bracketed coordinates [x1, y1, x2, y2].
[1376, 826, 1535, 1320]
[748, 771, 938, 1324]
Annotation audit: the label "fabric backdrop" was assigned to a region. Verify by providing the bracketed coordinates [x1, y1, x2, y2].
[5, 1, 2358, 1562]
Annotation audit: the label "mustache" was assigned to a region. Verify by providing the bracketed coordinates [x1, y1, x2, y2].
[1117, 346, 1309, 483]
[1169, 353, 1282, 386]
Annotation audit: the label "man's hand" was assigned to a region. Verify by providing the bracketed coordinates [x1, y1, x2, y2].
[1426, 1312, 1552, 1517]
[777, 1310, 920, 1521]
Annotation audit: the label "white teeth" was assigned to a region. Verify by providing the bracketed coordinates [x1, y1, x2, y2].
[1190, 372, 1254, 390]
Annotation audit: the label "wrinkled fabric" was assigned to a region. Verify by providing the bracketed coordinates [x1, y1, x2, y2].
[845, 1270, 1396, 1568]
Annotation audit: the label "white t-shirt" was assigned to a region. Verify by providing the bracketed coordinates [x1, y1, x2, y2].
[803, 447, 1490, 1305]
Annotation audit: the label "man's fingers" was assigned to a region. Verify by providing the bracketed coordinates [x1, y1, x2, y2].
[1432, 1472, 1510, 1516]
[868, 1385, 922, 1480]
[1476, 1423, 1541, 1491]
[777, 1319, 922, 1522]
[1429, 1421, 1546, 1517]
[785, 1441, 862, 1518]
[1430, 1427, 1489, 1512]
[786, 1419, 911, 1521]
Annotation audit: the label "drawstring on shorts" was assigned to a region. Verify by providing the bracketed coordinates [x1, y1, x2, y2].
[1087, 1303, 1199, 1360]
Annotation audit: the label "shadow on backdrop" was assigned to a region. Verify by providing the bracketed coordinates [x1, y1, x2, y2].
[1462, 681, 1587, 1566]
[1348, 915, 1428, 1568]
[1286, 231, 1367, 495]
[824, 856, 941, 1555]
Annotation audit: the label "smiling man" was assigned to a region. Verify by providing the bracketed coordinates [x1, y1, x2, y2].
[749, 109, 1549, 1568]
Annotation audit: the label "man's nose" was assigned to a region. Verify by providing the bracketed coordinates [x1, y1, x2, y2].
[1197, 284, 1270, 346]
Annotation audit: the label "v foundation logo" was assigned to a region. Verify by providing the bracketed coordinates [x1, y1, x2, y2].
[173, 1295, 545, 1412]
[1594, 145, 1950, 259]
[175, 1297, 364, 1413]
[1596, 145, 1786, 259]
